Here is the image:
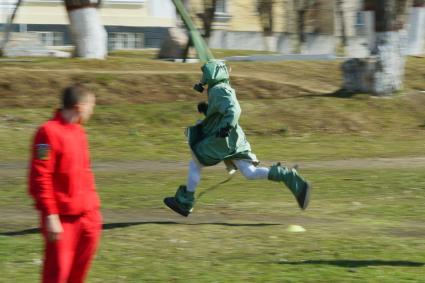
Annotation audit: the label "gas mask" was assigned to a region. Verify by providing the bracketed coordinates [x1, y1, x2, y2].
[193, 60, 229, 94]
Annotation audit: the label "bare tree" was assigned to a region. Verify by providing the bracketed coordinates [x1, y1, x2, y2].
[336, 0, 347, 49]
[294, 0, 316, 49]
[297, 4, 307, 44]
[64, 0, 107, 59]
[197, 0, 218, 41]
[257, 0, 274, 50]
[258, 0, 274, 36]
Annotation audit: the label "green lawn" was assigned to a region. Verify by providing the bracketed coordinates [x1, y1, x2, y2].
[0, 52, 424, 282]
[1, 168, 424, 282]
[2, 93, 425, 162]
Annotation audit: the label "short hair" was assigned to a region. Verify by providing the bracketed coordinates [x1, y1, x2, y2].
[62, 84, 92, 109]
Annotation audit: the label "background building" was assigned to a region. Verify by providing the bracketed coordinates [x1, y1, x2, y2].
[1, 0, 176, 50]
[0, 0, 423, 56]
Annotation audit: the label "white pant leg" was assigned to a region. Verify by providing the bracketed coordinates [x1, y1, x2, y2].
[232, 160, 269, 180]
[186, 159, 203, 192]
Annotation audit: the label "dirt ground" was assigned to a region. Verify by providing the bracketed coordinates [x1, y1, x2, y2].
[2, 155, 425, 236]
[2, 155, 425, 177]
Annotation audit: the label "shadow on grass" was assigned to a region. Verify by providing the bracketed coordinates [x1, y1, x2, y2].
[0, 221, 283, 236]
[284, 89, 370, 100]
[271, 259, 424, 268]
[323, 89, 360, 98]
[314, 89, 369, 99]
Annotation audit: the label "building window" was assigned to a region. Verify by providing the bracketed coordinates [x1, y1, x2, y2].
[108, 32, 144, 50]
[214, 0, 231, 23]
[355, 11, 365, 26]
[354, 11, 366, 36]
[35, 31, 64, 46]
[215, 0, 227, 15]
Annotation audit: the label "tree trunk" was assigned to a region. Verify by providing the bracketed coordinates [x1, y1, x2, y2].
[204, 0, 217, 40]
[258, 0, 275, 50]
[371, 0, 408, 94]
[65, 0, 107, 59]
[336, 0, 347, 49]
[197, 0, 217, 42]
[297, 9, 306, 45]
[258, 0, 274, 36]
[295, 0, 314, 53]
[342, 0, 411, 96]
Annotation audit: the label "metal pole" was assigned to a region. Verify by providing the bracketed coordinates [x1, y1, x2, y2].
[171, 0, 214, 62]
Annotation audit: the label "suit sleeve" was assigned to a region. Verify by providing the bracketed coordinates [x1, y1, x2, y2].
[29, 127, 58, 215]
[216, 89, 241, 129]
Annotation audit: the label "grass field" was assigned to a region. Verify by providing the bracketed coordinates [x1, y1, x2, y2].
[0, 51, 424, 282]
[1, 168, 425, 282]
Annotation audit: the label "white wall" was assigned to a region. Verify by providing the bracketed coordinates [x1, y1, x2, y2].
[149, 0, 176, 19]
[407, 6, 425, 55]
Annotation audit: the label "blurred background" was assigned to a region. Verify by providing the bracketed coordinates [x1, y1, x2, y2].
[0, 0, 423, 56]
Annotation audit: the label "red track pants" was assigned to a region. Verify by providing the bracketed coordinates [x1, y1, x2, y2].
[40, 210, 102, 283]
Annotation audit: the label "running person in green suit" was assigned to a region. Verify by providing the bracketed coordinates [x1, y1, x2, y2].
[164, 60, 311, 217]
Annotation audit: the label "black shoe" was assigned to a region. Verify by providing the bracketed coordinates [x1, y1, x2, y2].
[296, 182, 311, 210]
[163, 197, 192, 217]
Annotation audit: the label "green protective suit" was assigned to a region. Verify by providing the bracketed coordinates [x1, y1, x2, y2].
[188, 60, 258, 166]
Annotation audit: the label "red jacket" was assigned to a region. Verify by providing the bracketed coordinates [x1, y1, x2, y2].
[29, 111, 100, 215]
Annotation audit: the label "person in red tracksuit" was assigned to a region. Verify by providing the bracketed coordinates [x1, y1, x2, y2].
[29, 84, 101, 283]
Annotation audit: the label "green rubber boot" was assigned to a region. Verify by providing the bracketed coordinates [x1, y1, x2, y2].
[164, 185, 195, 217]
[268, 163, 311, 210]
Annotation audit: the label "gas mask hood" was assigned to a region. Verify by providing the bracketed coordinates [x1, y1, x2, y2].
[193, 60, 229, 93]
